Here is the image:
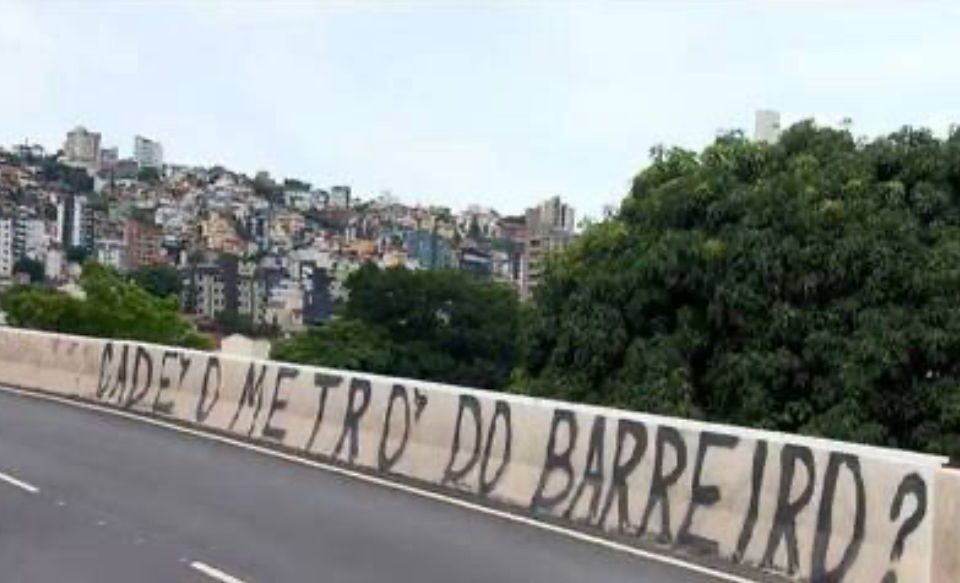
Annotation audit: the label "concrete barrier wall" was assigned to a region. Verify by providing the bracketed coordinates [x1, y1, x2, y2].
[0, 326, 956, 582]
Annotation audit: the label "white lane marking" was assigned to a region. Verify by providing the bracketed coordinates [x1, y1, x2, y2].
[0, 385, 752, 583]
[189, 561, 247, 583]
[0, 469, 39, 494]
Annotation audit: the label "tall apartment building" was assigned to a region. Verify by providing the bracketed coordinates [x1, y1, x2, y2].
[134, 135, 164, 169]
[523, 196, 576, 299]
[57, 194, 95, 251]
[63, 126, 101, 169]
[754, 109, 782, 143]
[124, 218, 166, 271]
[0, 218, 14, 277]
[237, 260, 269, 325]
[14, 216, 46, 261]
[182, 254, 267, 324]
[99, 146, 119, 170]
[247, 206, 272, 252]
[299, 262, 334, 325]
[528, 196, 575, 233]
[492, 214, 527, 294]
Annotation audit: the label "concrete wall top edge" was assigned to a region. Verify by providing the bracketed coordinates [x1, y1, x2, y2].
[6, 325, 948, 468]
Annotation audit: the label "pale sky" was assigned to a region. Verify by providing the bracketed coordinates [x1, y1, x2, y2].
[2, 1, 959, 219]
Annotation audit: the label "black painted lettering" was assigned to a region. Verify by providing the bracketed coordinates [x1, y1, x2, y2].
[378, 384, 411, 472]
[152, 350, 179, 414]
[599, 419, 648, 534]
[563, 416, 606, 523]
[229, 363, 270, 435]
[676, 431, 738, 555]
[96, 343, 115, 398]
[810, 452, 866, 582]
[760, 444, 816, 575]
[479, 400, 512, 496]
[733, 440, 768, 563]
[442, 395, 483, 486]
[889, 473, 927, 561]
[262, 366, 298, 442]
[125, 346, 153, 408]
[107, 345, 130, 402]
[530, 409, 579, 514]
[413, 387, 428, 420]
[178, 354, 192, 389]
[639, 426, 688, 543]
[332, 378, 371, 463]
[195, 356, 221, 423]
[304, 373, 342, 452]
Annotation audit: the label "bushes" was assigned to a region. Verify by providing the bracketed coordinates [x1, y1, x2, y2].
[2, 263, 209, 349]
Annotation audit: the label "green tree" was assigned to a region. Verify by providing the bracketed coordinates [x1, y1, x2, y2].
[273, 264, 521, 389]
[214, 310, 278, 338]
[39, 156, 93, 192]
[272, 319, 394, 372]
[2, 262, 209, 349]
[131, 264, 182, 298]
[521, 121, 960, 458]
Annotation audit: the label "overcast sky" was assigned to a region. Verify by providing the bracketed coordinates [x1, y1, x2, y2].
[2, 1, 959, 218]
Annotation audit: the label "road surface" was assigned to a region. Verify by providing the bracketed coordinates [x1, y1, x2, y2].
[0, 388, 722, 583]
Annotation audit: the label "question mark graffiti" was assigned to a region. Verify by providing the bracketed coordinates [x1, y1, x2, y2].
[880, 473, 927, 583]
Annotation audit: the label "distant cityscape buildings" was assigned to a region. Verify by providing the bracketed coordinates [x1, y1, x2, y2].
[754, 109, 782, 143]
[0, 109, 805, 336]
[0, 124, 591, 338]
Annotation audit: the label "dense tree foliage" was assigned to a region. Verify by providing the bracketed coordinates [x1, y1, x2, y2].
[272, 319, 394, 372]
[214, 310, 279, 338]
[520, 122, 960, 458]
[273, 264, 520, 389]
[130, 264, 182, 298]
[2, 263, 209, 349]
[39, 156, 93, 192]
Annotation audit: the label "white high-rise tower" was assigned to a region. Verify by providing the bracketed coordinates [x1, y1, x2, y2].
[754, 109, 782, 143]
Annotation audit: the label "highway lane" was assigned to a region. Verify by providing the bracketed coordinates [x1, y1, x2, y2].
[0, 388, 724, 583]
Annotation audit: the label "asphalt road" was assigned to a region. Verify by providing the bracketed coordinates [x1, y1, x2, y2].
[0, 388, 721, 583]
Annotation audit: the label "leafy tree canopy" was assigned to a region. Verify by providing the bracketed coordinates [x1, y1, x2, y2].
[130, 264, 182, 299]
[272, 319, 394, 373]
[214, 309, 279, 339]
[39, 157, 93, 192]
[520, 121, 960, 458]
[273, 264, 520, 389]
[2, 262, 209, 349]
